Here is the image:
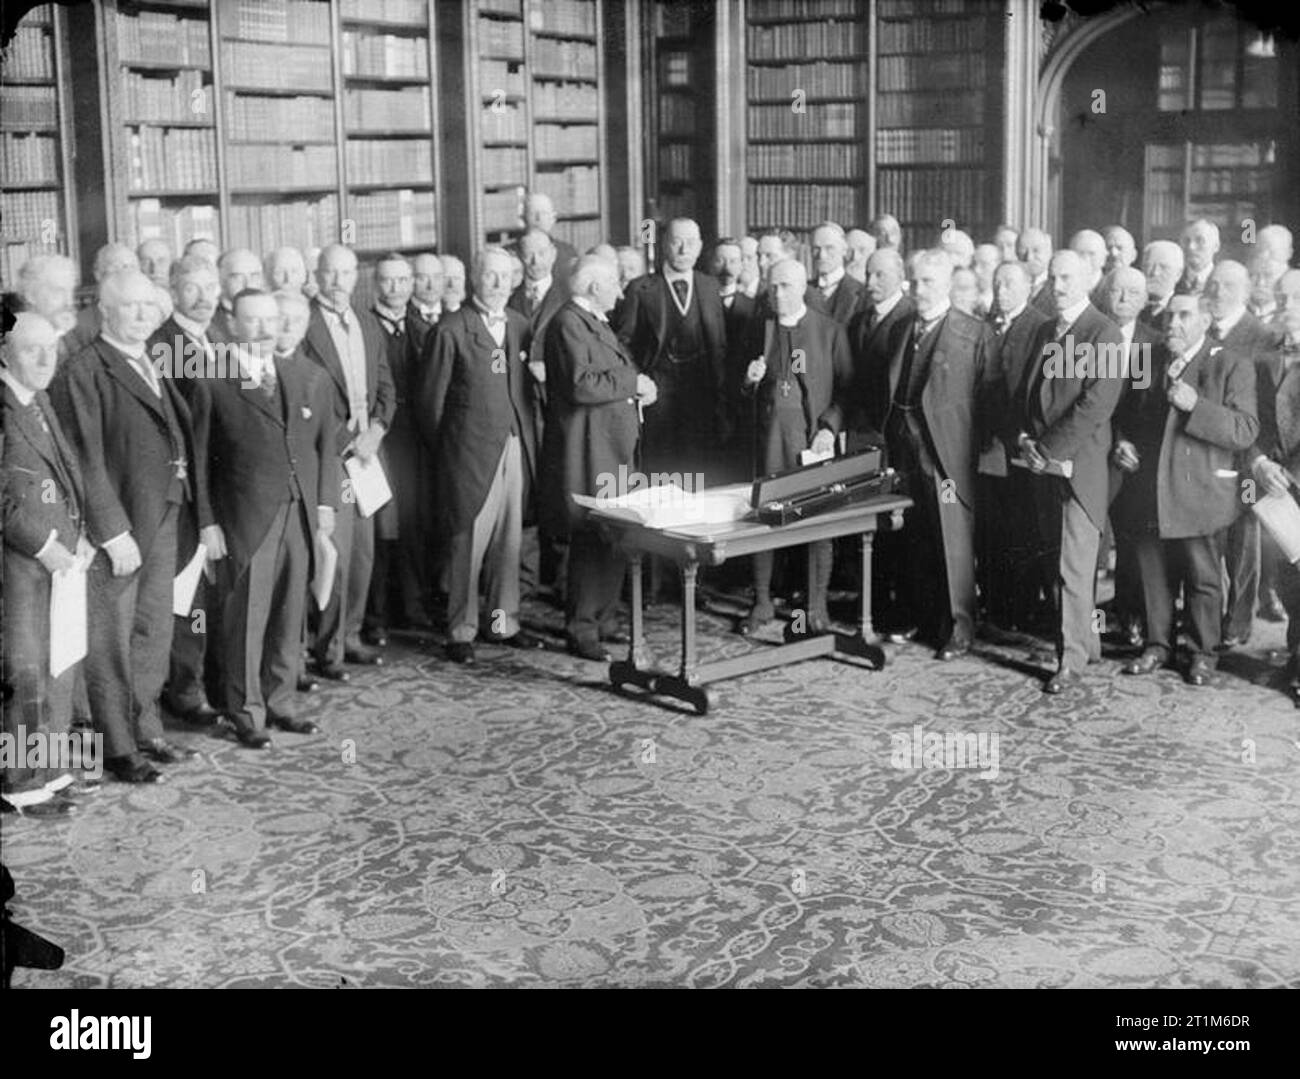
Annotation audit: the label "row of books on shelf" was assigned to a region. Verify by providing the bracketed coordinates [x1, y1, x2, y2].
[128, 128, 216, 192]
[746, 61, 867, 99]
[658, 95, 695, 136]
[117, 12, 210, 68]
[747, 22, 866, 61]
[748, 103, 859, 140]
[225, 92, 334, 141]
[659, 145, 692, 183]
[341, 31, 429, 80]
[345, 87, 431, 131]
[552, 216, 602, 252]
[0, 189, 61, 242]
[479, 0, 522, 15]
[878, 90, 982, 127]
[483, 147, 528, 184]
[875, 127, 983, 165]
[533, 82, 598, 120]
[653, 0, 700, 38]
[3, 241, 61, 291]
[0, 86, 58, 128]
[534, 124, 597, 161]
[747, 141, 863, 177]
[340, 0, 427, 24]
[122, 71, 210, 126]
[218, 0, 332, 46]
[877, 0, 980, 17]
[535, 164, 599, 209]
[480, 61, 527, 98]
[1193, 142, 1271, 167]
[3, 24, 55, 81]
[531, 40, 597, 80]
[345, 140, 432, 185]
[226, 144, 336, 189]
[228, 194, 339, 254]
[224, 42, 332, 92]
[878, 53, 984, 92]
[129, 199, 219, 252]
[748, 0, 861, 18]
[483, 188, 525, 232]
[1190, 168, 1270, 197]
[532, 0, 597, 38]
[877, 16, 985, 54]
[479, 17, 525, 59]
[0, 132, 59, 185]
[482, 103, 528, 143]
[651, 189, 699, 224]
[746, 183, 861, 231]
[875, 165, 985, 228]
[348, 188, 436, 249]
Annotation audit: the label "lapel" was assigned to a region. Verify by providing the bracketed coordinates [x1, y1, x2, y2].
[100, 339, 166, 421]
[576, 302, 628, 363]
[888, 312, 920, 398]
[240, 361, 284, 426]
[653, 274, 673, 348]
[5, 388, 65, 480]
[306, 304, 348, 397]
[465, 305, 500, 359]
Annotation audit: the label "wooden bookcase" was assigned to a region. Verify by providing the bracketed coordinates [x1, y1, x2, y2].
[0, 4, 78, 285]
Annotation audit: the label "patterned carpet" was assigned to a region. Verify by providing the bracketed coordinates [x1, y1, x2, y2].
[5, 595, 1299, 989]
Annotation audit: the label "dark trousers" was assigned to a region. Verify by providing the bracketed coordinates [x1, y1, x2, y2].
[222, 501, 310, 730]
[751, 541, 832, 619]
[979, 471, 1046, 629]
[314, 494, 374, 665]
[1132, 531, 1223, 655]
[566, 527, 625, 646]
[366, 430, 427, 629]
[1275, 556, 1300, 659]
[167, 574, 218, 711]
[1223, 511, 1259, 639]
[85, 504, 178, 760]
[2, 552, 75, 792]
[1032, 480, 1103, 671]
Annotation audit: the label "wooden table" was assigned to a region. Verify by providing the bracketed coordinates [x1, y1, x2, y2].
[591, 493, 912, 714]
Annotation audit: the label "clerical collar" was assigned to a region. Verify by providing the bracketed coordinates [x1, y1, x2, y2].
[573, 295, 608, 323]
[1214, 307, 1245, 338]
[100, 331, 147, 361]
[0, 367, 36, 406]
[874, 290, 904, 319]
[1057, 297, 1089, 328]
[777, 303, 808, 328]
[818, 266, 845, 289]
[172, 311, 211, 341]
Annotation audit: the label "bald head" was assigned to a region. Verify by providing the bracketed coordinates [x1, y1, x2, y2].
[864, 248, 905, 305]
[1102, 226, 1137, 273]
[1069, 229, 1106, 283]
[1047, 249, 1088, 311]
[264, 246, 308, 292]
[1258, 224, 1294, 266]
[525, 192, 557, 232]
[315, 244, 358, 307]
[218, 248, 264, 301]
[1017, 228, 1053, 277]
[1182, 219, 1220, 273]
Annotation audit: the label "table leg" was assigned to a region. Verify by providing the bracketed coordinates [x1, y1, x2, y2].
[680, 559, 698, 684]
[860, 531, 875, 641]
[628, 552, 649, 668]
[832, 528, 886, 669]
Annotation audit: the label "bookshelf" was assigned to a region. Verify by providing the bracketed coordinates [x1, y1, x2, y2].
[743, 0, 869, 238]
[1144, 140, 1277, 241]
[0, 4, 77, 286]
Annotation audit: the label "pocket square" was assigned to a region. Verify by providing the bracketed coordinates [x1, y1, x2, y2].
[301, 407, 312, 419]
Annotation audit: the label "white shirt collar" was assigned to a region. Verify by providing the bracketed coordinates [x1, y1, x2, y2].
[1181, 335, 1208, 363]
[172, 311, 211, 341]
[719, 283, 737, 298]
[1251, 300, 1277, 319]
[374, 302, 405, 323]
[0, 367, 36, 406]
[572, 295, 609, 323]
[1119, 319, 1136, 344]
[662, 266, 692, 283]
[1215, 307, 1246, 337]
[100, 331, 147, 361]
[1057, 297, 1090, 329]
[874, 289, 904, 319]
[777, 303, 808, 328]
[999, 302, 1027, 323]
[413, 299, 441, 321]
[526, 274, 553, 297]
[917, 299, 951, 326]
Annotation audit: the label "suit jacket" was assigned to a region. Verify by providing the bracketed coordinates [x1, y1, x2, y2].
[882, 306, 994, 510]
[417, 306, 538, 535]
[1138, 296, 1173, 338]
[1029, 280, 1055, 316]
[615, 270, 727, 393]
[1018, 303, 1126, 528]
[299, 299, 396, 456]
[847, 292, 916, 437]
[508, 277, 568, 423]
[1112, 338, 1259, 538]
[980, 304, 1051, 476]
[405, 299, 440, 358]
[208, 303, 236, 344]
[190, 351, 343, 571]
[2, 384, 84, 557]
[49, 336, 211, 559]
[58, 305, 100, 358]
[806, 274, 866, 326]
[540, 300, 641, 535]
[1251, 336, 1300, 475]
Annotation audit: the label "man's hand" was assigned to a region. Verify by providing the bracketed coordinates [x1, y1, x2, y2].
[74, 535, 96, 568]
[353, 424, 384, 462]
[745, 358, 767, 385]
[810, 428, 836, 456]
[635, 374, 658, 407]
[1167, 379, 1198, 412]
[317, 505, 336, 540]
[37, 539, 78, 575]
[1020, 435, 1048, 474]
[104, 533, 142, 577]
[1112, 439, 1140, 473]
[200, 524, 227, 560]
[1253, 457, 1291, 499]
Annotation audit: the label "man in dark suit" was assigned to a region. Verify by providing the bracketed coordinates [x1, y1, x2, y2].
[1138, 240, 1184, 337]
[50, 269, 215, 781]
[616, 217, 727, 480]
[209, 248, 263, 343]
[874, 249, 993, 658]
[1014, 249, 1125, 694]
[191, 290, 342, 745]
[1017, 228, 1056, 315]
[1176, 219, 1220, 297]
[406, 251, 444, 611]
[541, 256, 657, 660]
[1113, 292, 1258, 685]
[738, 258, 852, 637]
[419, 247, 543, 665]
[1249, 272, 1300, 704]
[1, 313, 91, 817]
[1206, 260, 1279, 648]
[522, 193, 578, 279]
[978, 259, 1050, 631]
[299, 243, 396, 679]
[407, 253, 443, 356]
[60, 243, 139, 358]
[710, 237, 757, 482]
[148, 253, 225, 725]
[7, 253, 80, 361]
[806, 222, 866, 326]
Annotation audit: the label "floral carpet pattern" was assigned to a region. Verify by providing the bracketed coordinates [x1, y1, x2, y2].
[6, 599, 1299, 989]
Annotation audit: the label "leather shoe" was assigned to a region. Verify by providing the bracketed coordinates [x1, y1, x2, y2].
[739, 605, 775, 637]
[297, 674, 320, 693]
[1258, 595, 1286, 623]
[1122, 648, 1167, 675]
[269, 714, 319, 735]
[344, 644, 384, 666]
[445, 641, 476, 665]
[936, 637, 971, 662]
[493, 630, 546, 650]
[566, 639, 610, 662]
[316, 662, 350, 682]
[1217, 633, 1248, 651]
[106, 756, 165, 784]
[230, 720, 272, 749]
[140, 738, 198, 764]
[885, 626, 918, 644]
[1186, 656, 1213, 686]
[1044, 668, 1082, 694]
[170, 700, 221, 725]
[1121, 618, 1144, 649]
[362, 630, 389, 648]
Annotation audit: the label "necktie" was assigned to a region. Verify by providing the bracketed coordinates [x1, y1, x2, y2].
[380, 315, 403, 338]
[1056, 317, 1071, 338]
[1208, 322, 1223, 343]
[131, 355, 161, 397]
[334, 307, 350, 332]
[671, 278, 688, 307]
[260, 360, 277, 397]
